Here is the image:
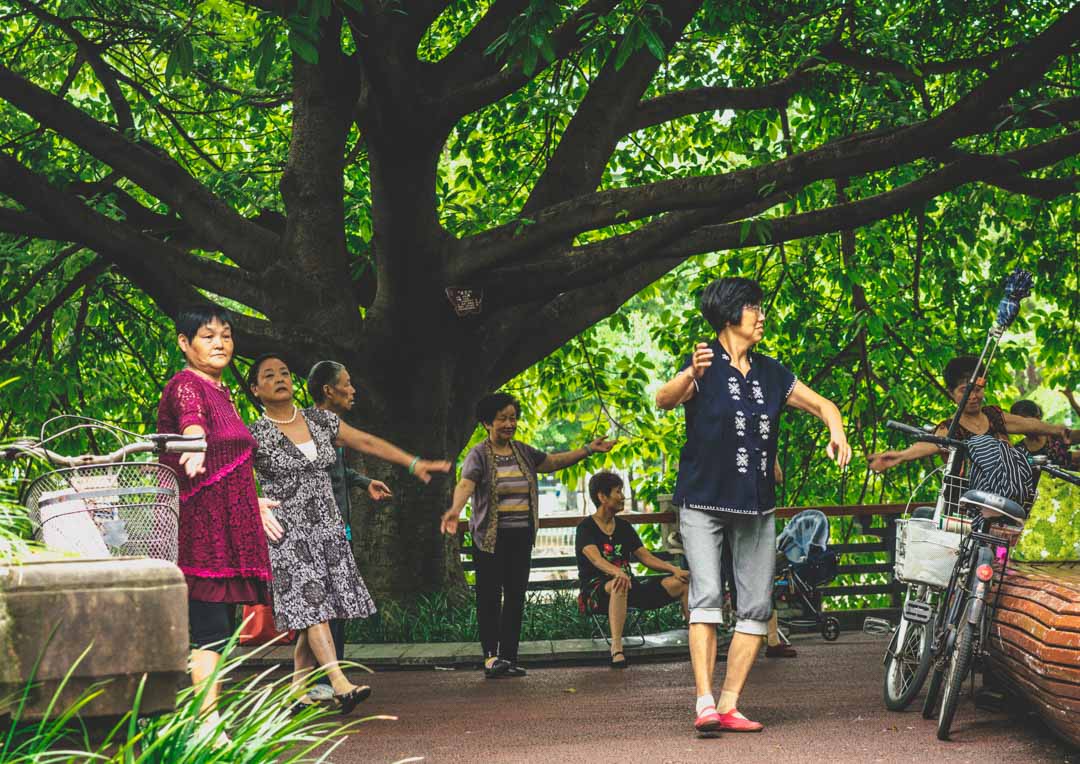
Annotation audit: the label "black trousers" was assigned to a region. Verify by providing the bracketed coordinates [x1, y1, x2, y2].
[474, 527, 532, 661]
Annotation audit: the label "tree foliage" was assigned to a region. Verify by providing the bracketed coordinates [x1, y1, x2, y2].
[1, 0, 1079, 598]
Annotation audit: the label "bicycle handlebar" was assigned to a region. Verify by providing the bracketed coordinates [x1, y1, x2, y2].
[1, 433, 206, 467]
[1038, 462, 1080, 487]
[885, 420, 966, 450]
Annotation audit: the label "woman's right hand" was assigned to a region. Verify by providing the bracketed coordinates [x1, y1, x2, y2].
[440, 508, 460, 536]
[179, 450, 206, 478]
[258, 497, 283, 542]
[413, 459, 452, 484]
[867, 451, 903, 473]
[611, 569, 632, 593]
[689, 342, 714, 379]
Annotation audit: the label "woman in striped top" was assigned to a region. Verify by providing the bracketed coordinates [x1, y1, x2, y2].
[441, 392, 614, 677]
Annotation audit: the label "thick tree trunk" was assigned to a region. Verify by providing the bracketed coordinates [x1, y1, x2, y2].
[345, 359, 478, 605]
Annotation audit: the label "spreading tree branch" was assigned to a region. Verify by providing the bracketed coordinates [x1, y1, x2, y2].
[0, 257, 106, 362]
[0, 65, 280, 270]
[16, 0, 135, 133]
[439, 0, 623, 118]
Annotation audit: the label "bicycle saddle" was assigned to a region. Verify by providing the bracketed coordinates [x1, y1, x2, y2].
[959, 489, 1026, 525]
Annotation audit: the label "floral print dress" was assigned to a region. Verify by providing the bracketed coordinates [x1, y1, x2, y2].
[249, 408, 376, 631]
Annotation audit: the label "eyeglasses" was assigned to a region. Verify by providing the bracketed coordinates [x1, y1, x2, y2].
[743, 303, 766, 317]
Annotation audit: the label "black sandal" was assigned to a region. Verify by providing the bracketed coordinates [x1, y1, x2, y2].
[334, 685, 372, 715]
[610, 651, 628, 669]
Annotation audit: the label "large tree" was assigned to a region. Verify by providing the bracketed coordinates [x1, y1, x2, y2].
[1, 0, 1078, 600]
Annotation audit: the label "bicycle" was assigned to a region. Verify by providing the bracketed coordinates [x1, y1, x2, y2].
[2, 417, 205, 563]
[878, 420, 969, 712]
[887, 423, 1080, 740]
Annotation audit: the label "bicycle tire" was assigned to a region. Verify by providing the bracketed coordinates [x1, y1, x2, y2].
[922, 663, 945, 718]
[883, 613, 934, 711]
[937, 620, 976, 740]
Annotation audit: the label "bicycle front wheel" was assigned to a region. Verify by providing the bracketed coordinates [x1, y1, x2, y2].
[883, 613, 934, 711]
[937, 621, 976, 740]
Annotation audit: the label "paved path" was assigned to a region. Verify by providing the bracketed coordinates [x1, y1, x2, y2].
[330, 632, 1073, 763]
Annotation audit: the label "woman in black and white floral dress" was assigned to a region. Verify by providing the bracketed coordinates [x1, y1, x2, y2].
[247, 354, 450, 713]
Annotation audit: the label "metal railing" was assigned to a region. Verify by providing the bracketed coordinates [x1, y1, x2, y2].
[458, 503, 924, 610]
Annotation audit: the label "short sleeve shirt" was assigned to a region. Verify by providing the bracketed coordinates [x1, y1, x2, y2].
[672, 340, 796, 516]
[575, 516, 644, 589]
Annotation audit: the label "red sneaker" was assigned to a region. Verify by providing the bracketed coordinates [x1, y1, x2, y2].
[716, 709, 763, 732]
[694, 706, 722, 733]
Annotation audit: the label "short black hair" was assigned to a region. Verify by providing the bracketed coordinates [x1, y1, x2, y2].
[1010, 399, 1042, 420]
[943, 355, 981, 392]
[246, 353, 288, 390]
[308, 361, 345, 404]
[699, 277, 763, 333]
[475, 392, 520, 425]
[175, 304, 233, 340]
[588, 470, 623, 508]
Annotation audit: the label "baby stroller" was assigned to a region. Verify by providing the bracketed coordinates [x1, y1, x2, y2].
[774, 510, 841, 641]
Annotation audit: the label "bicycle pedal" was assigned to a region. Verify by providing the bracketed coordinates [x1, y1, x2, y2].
[903, 600, 933, 624]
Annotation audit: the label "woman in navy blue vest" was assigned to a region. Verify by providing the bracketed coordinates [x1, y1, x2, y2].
[656, 277, 851, 735]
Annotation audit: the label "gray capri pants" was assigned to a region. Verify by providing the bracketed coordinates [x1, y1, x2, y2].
[680, 507, 775, 636]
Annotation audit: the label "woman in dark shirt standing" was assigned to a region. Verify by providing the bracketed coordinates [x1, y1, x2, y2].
[440, 393, 614, 678]
[656, 277, 851, 734]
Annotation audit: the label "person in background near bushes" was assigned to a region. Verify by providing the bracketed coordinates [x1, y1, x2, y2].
[440, 392, 615, 678]
[575, 470, 689, 668]
[248, 354, 450, 714]
[868, 356, 1078, 472]
[656, 277, 851, 735]
[157, 305, 277, 744]
[305, 360, 393, 702]
[1010, 399, 1080, 468]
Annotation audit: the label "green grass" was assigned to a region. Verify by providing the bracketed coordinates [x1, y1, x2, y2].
[345, 589, 687, 644]
[1, 631, 381, 763]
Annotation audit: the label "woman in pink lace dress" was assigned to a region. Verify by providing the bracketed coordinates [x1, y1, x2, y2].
[157, 305, 277, 733]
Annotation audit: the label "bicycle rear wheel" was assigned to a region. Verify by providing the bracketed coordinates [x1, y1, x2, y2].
[937, 621, 976, 740]
[883, 613, 934, 711]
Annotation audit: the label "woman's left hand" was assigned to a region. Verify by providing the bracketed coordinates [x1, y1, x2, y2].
[412, 459, 452, 484]
[258, 497, 283, 542]
[587, 437, 617, 454]
[826, 431, 852, 469]
[367, 480, 393, 501]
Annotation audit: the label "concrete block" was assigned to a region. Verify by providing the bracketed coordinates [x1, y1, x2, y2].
[0, 554, 187, 719]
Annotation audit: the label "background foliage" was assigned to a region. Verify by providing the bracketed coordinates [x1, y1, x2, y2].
[1, 0, 1078, 585]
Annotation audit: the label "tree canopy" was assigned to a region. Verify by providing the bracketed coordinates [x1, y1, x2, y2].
[1, 0, 1078, 599]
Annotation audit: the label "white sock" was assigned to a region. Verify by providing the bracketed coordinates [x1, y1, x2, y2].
[695, 694, 716, 714]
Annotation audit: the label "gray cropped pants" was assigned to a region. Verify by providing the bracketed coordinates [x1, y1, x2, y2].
[680, 507, 775, 636]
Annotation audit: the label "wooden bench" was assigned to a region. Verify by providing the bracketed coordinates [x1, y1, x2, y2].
[986, 561, 1080, 747]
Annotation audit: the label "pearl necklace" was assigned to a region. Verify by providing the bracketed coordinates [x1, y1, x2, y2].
[263, 404, 298, 425]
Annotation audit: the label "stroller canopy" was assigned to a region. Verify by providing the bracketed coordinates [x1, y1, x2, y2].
[777, 509, 830, 564]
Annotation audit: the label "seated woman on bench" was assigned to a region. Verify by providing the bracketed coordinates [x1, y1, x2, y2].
[575, 471, 689, 668]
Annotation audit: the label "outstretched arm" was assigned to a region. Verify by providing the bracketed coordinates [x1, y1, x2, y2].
[786, 381, 852, 468]
[537, 437, 615, 472]
[1003, 411, 1076, 442]
[440, 478, 476, 535]
[335, 421, 451, 483]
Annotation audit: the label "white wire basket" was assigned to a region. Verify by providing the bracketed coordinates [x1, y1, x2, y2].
[24, 462, 179, 562]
